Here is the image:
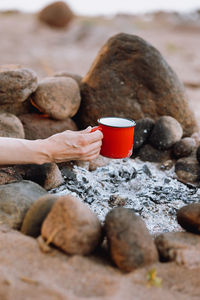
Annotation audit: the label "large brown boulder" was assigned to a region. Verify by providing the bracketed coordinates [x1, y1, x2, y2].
[38, 1, 74, 28]
[78, 33, 197, 136]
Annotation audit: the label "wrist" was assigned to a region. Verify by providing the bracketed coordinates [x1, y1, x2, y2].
[31, 139, 53, 165]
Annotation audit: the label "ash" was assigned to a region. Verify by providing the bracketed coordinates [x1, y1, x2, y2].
[50, 158, 200, 234]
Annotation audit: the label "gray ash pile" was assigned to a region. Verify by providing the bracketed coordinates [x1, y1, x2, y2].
[50, 158, 200, 234]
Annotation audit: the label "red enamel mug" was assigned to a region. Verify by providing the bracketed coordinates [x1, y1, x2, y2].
[91, 117, 136, 159]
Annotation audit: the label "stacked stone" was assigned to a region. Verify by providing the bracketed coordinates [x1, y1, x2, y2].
[0, 64, 81, 189]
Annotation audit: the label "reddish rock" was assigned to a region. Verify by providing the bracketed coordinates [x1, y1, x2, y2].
[172, 137, 196, 158]
[38, 1, 74, 28]
[104, 208, 158, 272]
[78, 33, 197, 136]
[0, 112, 25, 138]
[32, 77, 81, 120]
[149, 116, 183, 150]
[19, 113, 77, 140]
[0, 65, 38, 104]
[177, 203, 200, 234]
[41, 195, 102, 255]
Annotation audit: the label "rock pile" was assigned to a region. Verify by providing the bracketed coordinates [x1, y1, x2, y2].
[0, 32, 200, 278]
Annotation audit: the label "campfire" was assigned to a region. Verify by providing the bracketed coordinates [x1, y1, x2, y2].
[0, 31, 200, 300]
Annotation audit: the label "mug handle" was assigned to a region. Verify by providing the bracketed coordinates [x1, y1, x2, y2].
[91, 126, 102, 132]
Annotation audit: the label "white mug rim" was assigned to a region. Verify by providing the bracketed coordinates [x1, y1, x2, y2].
[97, 117, 136, 128]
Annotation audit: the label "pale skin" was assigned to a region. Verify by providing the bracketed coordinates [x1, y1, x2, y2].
[0, 127, 103, 165]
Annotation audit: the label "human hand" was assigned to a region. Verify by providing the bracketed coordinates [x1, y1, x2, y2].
[44, 127, 103, 163]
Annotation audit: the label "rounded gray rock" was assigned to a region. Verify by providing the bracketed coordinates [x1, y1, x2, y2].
[0, 180, 47, 229]
[104, 208, 158, 272]
[0, 112, 25, 138]
[0, 65, 38, 104]
[172, 137, 196, 158]
[133, 118, 155, 150]
[21, 194, 58, 237]
[32, 77, 81, 120]
[150, 116, 183, 150]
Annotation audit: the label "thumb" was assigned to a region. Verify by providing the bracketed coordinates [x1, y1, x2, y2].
[79, 126, 92, 134]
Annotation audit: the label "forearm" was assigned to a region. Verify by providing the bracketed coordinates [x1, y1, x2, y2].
[0, 137, 50, 165]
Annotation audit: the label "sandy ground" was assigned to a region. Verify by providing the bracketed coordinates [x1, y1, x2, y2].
[1, 10, 200, 299]
[0, 11, 200, 123]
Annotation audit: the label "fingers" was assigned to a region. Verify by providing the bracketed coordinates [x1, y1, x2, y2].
[79, 126, 92, 134]
[84, 130, 103, 144]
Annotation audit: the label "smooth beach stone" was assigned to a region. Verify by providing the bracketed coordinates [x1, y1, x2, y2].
[172, 137, 196, 158]
[38, 1, 74, 28]
[21, 194, 58, 237]
[175, 156, 200, 184]
[19, 113, 77, 140]
[177, 203, 200, 234]
[0, 65, 38, 104]
[149, 116, 183, 150]
[32, 77, 81, 120]
[104, 208, 158, 272]
[133, 118, 155, 150]
[78, 33, 197, 136]
[41, 195, 102, 255]
[0, 180, 47, 229]
[155, 232, 200, 267]
[0, 112, 25, 138]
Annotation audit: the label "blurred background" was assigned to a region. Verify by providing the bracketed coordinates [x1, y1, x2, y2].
[0, 0, 200, 117]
